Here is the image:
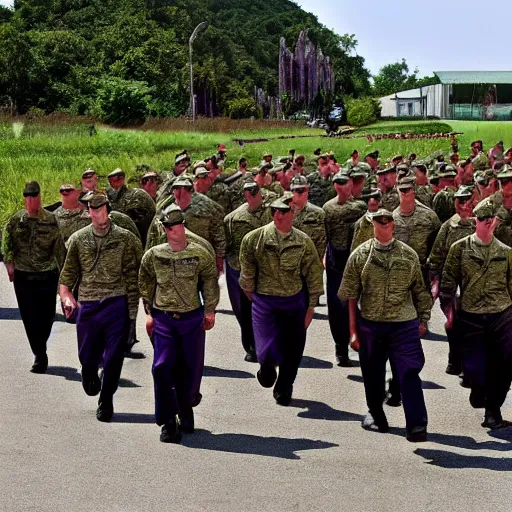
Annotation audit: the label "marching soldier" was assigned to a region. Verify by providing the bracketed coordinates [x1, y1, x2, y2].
[432, 165, 457, 223]
[351, 187, 382, 251]
[139, 205, 219, 443]
[81, 169, 100, 193]
[489, 164, 512, 247]
[2, 181, 66, 373]
[224, 182, 273, 361]
[412, 163, 434, 208]
[59, 194, 143, 422]
[106, 168, 156, 247]
[156, 151, 191, 206]
[429, 185, 476, 376]
[139, 170, 160, 201]
[306, 153, 336, 207]
[239, 198, 324, 406]
[53, 184, 90, 244]
[377, 166, 400, 212]
[323, 171, 367, 366]
[441, 198, 512, 430]
[225, 158, 251, 211]
[339, 208, 432, 442]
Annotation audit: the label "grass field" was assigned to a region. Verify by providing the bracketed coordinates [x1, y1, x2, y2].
[1, 116, 512, 224]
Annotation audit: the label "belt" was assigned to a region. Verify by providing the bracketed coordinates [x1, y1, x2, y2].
[154, 308, 201, 320]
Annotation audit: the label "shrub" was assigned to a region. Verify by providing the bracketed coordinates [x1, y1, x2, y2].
[346, 97, 381, 127]
[226, 98, 261, 120]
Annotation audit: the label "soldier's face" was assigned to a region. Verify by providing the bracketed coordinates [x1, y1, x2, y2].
[245, 190, 262, 209]
[291, 187, 309, 209]
[351, 177, 365, 197]
[175, 160, 189, 175]
[89, 204, 109, 228]
[367, 198, 380, 213]
[455, 198, 473, 219]
[24, 194, 41, 214]
[61, 189, 81, 204]
[173, 187, 193, 204]
[165, 223, 186, 245]
[399, 187, 415, 207]
[475, 216, 498, 238]
[82, 175, 98, 191]
[500, 178, 512, 195]
[373, 218, 394, 242]
[334, 181, 352, 198]
[108, 176, 125, 189]
[194, 176, 211, 194]
[273, 209, 294, 233]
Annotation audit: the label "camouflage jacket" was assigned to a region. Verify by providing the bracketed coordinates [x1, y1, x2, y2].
[53, 206, 90, 244]
[107, 185, 156, 224]
[224, 203, 273, 271]
[146, 192, 226, 257]
[227, 172, 253, 211]
[265, 181, 284, 197]
[293, 203, 326, 259]
[485, 193, 512, 247]
[155, 173, 179, 207]
[441, 234, 512, 314]
[351, 213, 375, 252]
[415, 185, 434, 209]
[392, 202, 441, 266]
[139, 241, 220, 315]
[239, 224, 324, 308]
[380, 188, 400, 212]
[109, 211, 141, 239]
[60, 223, 143, 319]
[339, 238, 432, 323]
[323, 197, 367, 250]
[2, 208, 66, 272]
[432, 187, 456, 223]
[428, 214, 475, 276]
[206, 178, 231, 213]
[307, 171, 336, 207]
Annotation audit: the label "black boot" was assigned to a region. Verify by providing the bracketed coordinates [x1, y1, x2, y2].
[160, 418, 182, 443]
[81, 366, 101, 396]
[361, 411, 389, 433]
[96, 395, 114, 422]
[257, 365, 277, 388]
[30, 354, 48, 374]
[273, 386, 293, 406]
[244, 351, 258, 363]
[406, 426, 428, 442]
[481, 409, 510, 429]
[178, 408, 195, 433]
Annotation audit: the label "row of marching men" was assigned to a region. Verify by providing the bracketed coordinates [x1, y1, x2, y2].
[2, 141, 512, 443]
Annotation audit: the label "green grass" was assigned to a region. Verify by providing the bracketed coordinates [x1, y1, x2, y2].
[1, 117, 512, 225]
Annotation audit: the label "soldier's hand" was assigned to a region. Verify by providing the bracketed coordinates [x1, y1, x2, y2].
[145, 315, 154, 337]
[431, 277, 440, 301]
[216, 256, 224, 276]
[305, 307, 315, 329]
[349, 332, 360, 352]
[4, 262, 14, 282]
[244, 290, 253, 301]
[445, 307, 454, 330]
[61, 294, 78, 319]
[203, 312, 216, 331]
[419, 322, 428, 338]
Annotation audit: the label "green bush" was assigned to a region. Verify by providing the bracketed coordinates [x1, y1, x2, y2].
[346, 97, 381, 127]
[90, 78, 152, 126]
[226, 98, 261, 120]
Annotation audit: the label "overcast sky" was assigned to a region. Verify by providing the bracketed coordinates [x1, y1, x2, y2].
[2, 0, 511, 77]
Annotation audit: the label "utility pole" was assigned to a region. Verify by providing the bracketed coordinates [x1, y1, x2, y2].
[189, 21, 208, 122]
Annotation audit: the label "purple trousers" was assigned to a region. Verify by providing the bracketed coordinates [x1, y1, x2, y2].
[252, 292, 306, 393]
[152, 308, 205, 426]
[76, 295, 129, 398]
[358, 317, 428, 431]
[225, 263, 255, 354]
[458, 307, 512, 412]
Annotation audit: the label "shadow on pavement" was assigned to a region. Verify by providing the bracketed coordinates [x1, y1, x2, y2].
[182, 429, 338, 459]
[0, 307, 21, 320]
[346, 374, 445, 390]
[112, 413, 154, 424]
[414, 448, 512, 471]
[45, 366, 141, 388]
[203, 365, 253, 379]
[215, 309, 236, 317]
[291, 398, 363, 422]
[423, 331, 448, 342]
[300, 356, 333, 369]
[346, 374, 363, 383]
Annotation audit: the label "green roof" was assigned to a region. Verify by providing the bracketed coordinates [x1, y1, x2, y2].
[435, 71, 512, 84]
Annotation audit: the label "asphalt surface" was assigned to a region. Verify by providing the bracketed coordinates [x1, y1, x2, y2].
[1, 266, 511, 512]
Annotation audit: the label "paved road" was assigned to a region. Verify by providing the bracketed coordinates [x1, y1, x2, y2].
[1, 267, 511, 512]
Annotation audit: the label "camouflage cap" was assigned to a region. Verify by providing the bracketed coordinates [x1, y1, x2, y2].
[429, 170, 440, 184]
[243, 181, 260, 192]
[347, 165, 367, 179]
[376, 165, 396, 175]
[496, 164, 512, 180]
[317, 152, 333, 161]
[290, 175, 308, 190]
[258, 162, 273, 173]
[471, 152, 488, 170]
[361, 187, 382, 200]
[270, 197, 293, 212]
[88, 193, 109, 209]
[107, 168, 125, 179]
[392, 154, 404, 163]
[80, 190, 95, 203]
[159, 204, 185, 227]
[280, 191, 294, 204]
[262, 152, 272, 159]
[141, 171, 159, 181]
[471, 140, 483, 147]
[505, 147, 512, 156]
[438, 165, 457, 178]
[269, 163, 286, 175]
[332, 171, 350, 184]
[23, 181, 40, 196]
[397, 176, 416, 190]
[193, 166, 209, 178]
[250, 167, 260, 175]
[396, 164, 411, 179]
[171, 175, 194, 189]
[277, 156, 292, 164]
[371, 208, 393, 220]
[411, 162, 427, 172]
[59, 183, 80, 193]
[407, 153, 417, 161]
[82, 168, 97, 179]
[192, 160, 207, 171]
[473, 198, 497, 218]
[454, 185, 474, 199]
[175, 151, 190, 164]
[365, 150, 379, 159]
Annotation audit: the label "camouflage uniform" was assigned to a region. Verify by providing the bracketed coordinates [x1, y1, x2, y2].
[339, 235, 431, 436]
[415, 185, 434, 209]
[392, 201, 441, 281]
[226, 172, 253, 211]
[53, 206, 90, 244]
[323, 195, 367, 362]
[107, 185, 156, 246]
[239, 220, 324, 401]
[380, 188, 400, 212]
[2, 206, 66, 364]
[292, 202, 326, 259]
[432, 188, 456, 223]
[60, 222, 143, 413]
[441, 228, 512, 426]
[206, 176, 231, 213]
[306, 171, 336, 207]
[224, 200, 273, 358]
[109, 211, 141, 240]
[351, 213, 375, 252]
[265, 180, 284, 197]
[146, 192, 226, 259]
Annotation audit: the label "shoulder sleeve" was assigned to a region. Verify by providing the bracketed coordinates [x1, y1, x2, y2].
[338, 248, 364, 300]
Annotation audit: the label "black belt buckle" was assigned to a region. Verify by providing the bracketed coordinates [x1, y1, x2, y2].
[172, 313, 181, 319]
